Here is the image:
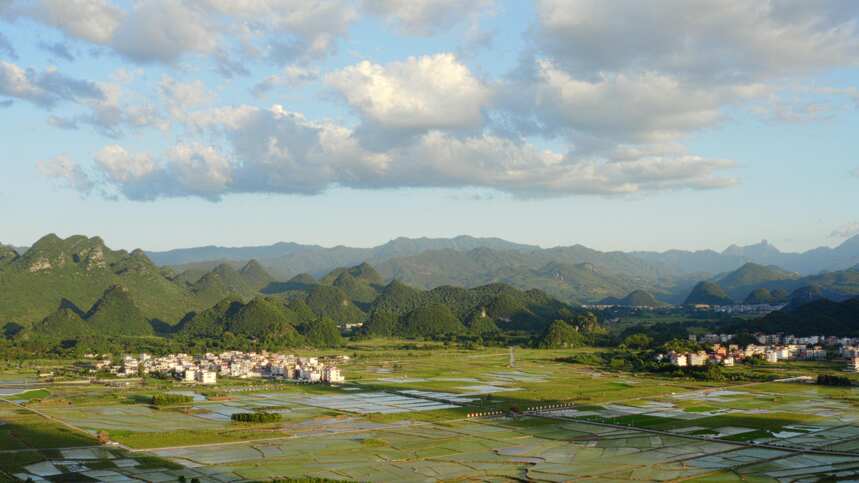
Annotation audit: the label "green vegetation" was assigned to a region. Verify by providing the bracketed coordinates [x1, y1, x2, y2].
[744, 287, 790, 304]
[151, 393, 194, 405]
[817, 374, 852, 386]
[600, 289, 665, 307]
[231, 412, 283, 423]
[538, 320, 583, 348]
[684, 281, 733, 305]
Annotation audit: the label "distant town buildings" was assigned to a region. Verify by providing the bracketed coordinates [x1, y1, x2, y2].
[87, 351, 349, 384]
[665, 333, 859, 369]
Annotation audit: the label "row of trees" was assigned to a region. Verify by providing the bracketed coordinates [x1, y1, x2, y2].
[231, 412, 283, 423]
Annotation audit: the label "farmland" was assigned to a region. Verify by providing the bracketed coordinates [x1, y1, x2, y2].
[4, 342, 859, 481]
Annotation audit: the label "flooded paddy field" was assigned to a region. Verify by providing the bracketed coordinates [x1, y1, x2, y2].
[7, 346, 859, 481]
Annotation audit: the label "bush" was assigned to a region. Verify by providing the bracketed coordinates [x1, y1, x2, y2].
[231, 412, 283, 423]
[817, 374, 852, 386]
[150, 393, 193, 406]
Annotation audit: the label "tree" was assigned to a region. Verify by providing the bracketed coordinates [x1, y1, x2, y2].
[301, 317, 344, 347]
[538, 320, 583, 349]
[622, 333, 653, 350]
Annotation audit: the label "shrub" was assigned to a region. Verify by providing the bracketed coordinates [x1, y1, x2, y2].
[231, 412, 283, 423]
[150, 393, 193, 406]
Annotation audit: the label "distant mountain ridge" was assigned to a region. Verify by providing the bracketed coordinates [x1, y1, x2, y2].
[146, 234, 859, 281]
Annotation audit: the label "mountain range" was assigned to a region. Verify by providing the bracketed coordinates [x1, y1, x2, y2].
[0, 235, 581, 348]
[4, 234, 859, 326]
[140, 235, 859, 305]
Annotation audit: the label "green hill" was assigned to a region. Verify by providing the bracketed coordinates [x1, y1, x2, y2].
[715, 263, 799, 300]
[752, 297, 859, 336]
[684, 282, 733, 305]
[399, 303, 465, 337]
[33, 286, 153, 338]
[239, 260, 274, 291]
[85, 285, 153, 336]
[33, 306, 93, 338]
[0, 235, 198, 326]
[600, 290, 665, 307]
[784, 285, 827, 310]
[176, 296, 303, 346]
[304, 285, 365, 325]
[743, 288, 790, 305]
[321, 262, 383, 286]
[332, 272, 378, 303]
[300, 317, 344, 347]
[538, 320, 583, 348]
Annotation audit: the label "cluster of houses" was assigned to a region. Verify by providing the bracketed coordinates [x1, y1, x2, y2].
[87, 351, 347, 385]
[660, 333, 859, 371]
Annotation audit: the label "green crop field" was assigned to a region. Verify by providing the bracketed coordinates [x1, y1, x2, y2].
[6, 344, 859, 481]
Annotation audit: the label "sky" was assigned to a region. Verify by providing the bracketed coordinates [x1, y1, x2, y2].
[1, 0, 858, 252]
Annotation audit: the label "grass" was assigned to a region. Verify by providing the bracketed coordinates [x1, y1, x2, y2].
[0, 403, 94, 451]
[109, 428, 287, 449]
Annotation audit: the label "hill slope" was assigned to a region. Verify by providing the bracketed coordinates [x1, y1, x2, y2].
[684, 282, 734, 305]
[0, 235, 199, 325]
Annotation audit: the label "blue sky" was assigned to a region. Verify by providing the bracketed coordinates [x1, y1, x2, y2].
[1, 0, 858, 252]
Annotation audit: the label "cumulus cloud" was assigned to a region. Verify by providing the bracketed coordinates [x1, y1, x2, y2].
[0, 60, 103, 107]
[21, 0, 123, 44]
[327, 53, 491, 131]
[37, 154, 94, 193]
[533, 0, 859, 82]
[46, 104, 736, 200]
[830, 222, 859, 239]
[13, 0, 358, 67]
[46, 81, 164, 137]
[362, 0, 494, 36]
[517, 60, 766, 143]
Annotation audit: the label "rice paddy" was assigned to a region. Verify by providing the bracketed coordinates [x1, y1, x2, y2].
[6, 345, 859, 481]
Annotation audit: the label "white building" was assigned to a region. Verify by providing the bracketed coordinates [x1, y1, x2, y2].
[196, 370, 217, 385]
[670, 353, 687, 367]
[183, 369, 197, 382]
[688, 352, 707, 367]
[323, 366, 345, 384]
[846, 357, 859, 373]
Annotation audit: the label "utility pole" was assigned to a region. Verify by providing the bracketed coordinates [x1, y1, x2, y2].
[508, 346, 515, 368]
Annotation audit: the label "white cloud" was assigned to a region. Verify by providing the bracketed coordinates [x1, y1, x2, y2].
[0, 60, 103, 107]
[326, 53, 491, 131]
[251, 65, 318, 97]
[37, 154, 94, 193]
[534, 0, 859, 82]
[94, 144, 157, 183]
[830, 222, 859, 239]
[45, 81, 164, 137]
[111, 0, 217, 63]
[14, 0, 358, 67]
[159, 76, 213, 119]
[48, 104, 736, 200]
[23, 0, 123, 43]
[525, 60, 766, 143]
[362, 0, 494, 36]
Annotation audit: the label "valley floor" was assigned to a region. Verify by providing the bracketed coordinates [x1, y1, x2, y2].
[4, 342, 859, 482]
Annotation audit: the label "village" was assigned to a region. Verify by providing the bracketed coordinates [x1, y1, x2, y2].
[661, 333, 859, 371]
[86, 350, 348, 385]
